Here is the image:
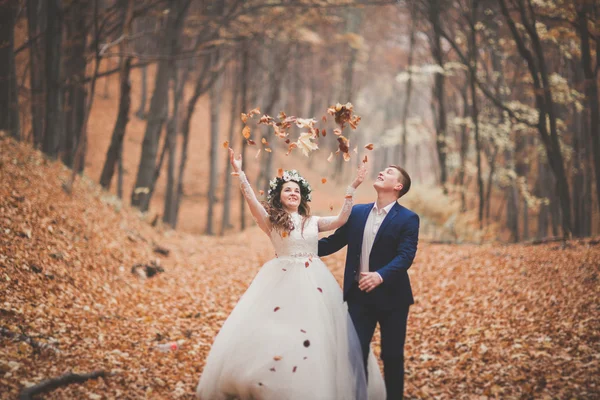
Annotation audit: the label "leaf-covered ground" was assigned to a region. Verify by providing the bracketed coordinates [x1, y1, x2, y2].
[1, 136, 599, 399]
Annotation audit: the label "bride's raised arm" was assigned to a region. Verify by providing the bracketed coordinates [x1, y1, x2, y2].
[230, 148, 271, 235]
[317, 164, 366, 232]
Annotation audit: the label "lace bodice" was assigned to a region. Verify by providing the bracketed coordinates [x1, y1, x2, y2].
[236, 171, 355, 257]
[269, 213, 320, 257]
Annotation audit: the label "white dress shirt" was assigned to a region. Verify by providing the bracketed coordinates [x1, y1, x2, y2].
[358, 201, 397, 282]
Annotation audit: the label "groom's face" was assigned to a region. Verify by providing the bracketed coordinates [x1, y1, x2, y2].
[373, 167, 403, 194]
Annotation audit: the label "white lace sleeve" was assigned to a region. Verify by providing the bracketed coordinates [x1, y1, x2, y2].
[317, 186, 355, 232]
[238, 172, 271, 235]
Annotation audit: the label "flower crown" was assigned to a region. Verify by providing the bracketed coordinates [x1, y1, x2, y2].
[267, 170, 312, 202]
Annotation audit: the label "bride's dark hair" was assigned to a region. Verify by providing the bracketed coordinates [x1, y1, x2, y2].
[262, 180, 311, 234]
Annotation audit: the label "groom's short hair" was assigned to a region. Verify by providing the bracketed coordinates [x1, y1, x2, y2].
[389, 165, 411, 198]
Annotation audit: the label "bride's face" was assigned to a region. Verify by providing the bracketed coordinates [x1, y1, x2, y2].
[280, 181, 302, 211]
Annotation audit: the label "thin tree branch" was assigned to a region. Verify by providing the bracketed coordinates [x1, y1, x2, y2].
[19, 371, 109, 400]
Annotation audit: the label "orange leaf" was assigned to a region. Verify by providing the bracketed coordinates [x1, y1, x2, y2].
[305, 261, 310, 268]
[242, 126, 251, 139]
[262, 137, 269, 146]
[363, 155, 368, 163]
[247, 139, 256, 145]
[334, 128, 342, 136]
[343, 152, 351, 162]
[241, 113, 248, 124]
[365, 143, 374, 151]
[265, 148, 272, 153]
[321, 178, 327, 184]
[274, 356, 282, 361]
[322, 129, 327, 137]
[222, 140, 229, 149]
[322, 115, 327, 122]
[259, 190, 264, 196]
[277, 168, 284, 178]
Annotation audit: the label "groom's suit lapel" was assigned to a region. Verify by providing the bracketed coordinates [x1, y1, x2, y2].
[372, 202, 401, 248]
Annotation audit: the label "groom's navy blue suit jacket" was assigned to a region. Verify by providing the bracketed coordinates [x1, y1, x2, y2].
[318, 202, 419, 308]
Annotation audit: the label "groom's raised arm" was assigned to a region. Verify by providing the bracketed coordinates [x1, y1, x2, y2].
[377, 214, 420, 284]
[318, 215, 351, 257]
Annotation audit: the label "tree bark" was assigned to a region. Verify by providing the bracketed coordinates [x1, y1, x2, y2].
[205, 57, 223, 235]
[400, 4, 416, 167]
[428, 0, 448, 193]
[0, 1, 20, 140]
[62, 0, 89, 168]
[99, 0, 134, 190]
[576, 3, 600, 217]
[221, 63, 240, 235]
[131, 0, 191, 210]
[99, 58, 132, 190]
[42, 0, 63, 158]
[27, 0, 45, 146]
[240, 47, 249, 230]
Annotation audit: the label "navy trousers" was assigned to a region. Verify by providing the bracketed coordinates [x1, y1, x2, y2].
[347, 284, 410, 400]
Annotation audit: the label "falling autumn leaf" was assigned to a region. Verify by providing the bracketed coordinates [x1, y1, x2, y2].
[274, 307, 280, 312]
[241, 113, 248, 124]
[242, 126, 251, 139]
[334, 128, 342, 136]
[321, 178, 327, 184]
[265, 148, 272, 153]
[305, 261, 310, 268]
[261, 137, 269, 146]
[296, 132, 319, 157]
[327, 152, 334, 163]
[247, 139, 256, 145]
[259, 190, 264, 196]
[322, 129, 327, 137]
[363, 155, 368, 163]
[222, 141, 229, 149]
[274, 356, 282, 361]
[277, 168, 284, 178]
[365, 143, 374, 151]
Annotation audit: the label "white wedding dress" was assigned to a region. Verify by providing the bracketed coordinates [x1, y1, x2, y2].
[196, 173, 386, 400]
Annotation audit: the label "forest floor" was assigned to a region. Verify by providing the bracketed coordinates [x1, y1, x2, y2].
[1, 135, 599, 399]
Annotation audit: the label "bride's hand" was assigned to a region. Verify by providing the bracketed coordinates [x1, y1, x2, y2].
[229, 148, 242, 173]
[351, 164, 366, 189]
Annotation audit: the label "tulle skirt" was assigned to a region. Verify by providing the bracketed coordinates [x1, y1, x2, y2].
[196, 256, 386, 400]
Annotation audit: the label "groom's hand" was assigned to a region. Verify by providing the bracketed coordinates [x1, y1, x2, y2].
[358, 272, 383, 293]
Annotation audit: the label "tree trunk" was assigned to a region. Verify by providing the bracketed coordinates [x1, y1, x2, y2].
[428, 1, 448, 193]
[42, 0, 63, 158]
[468, 1, 484, 228]
[240, 47, 249, 230]
[205, 60, 223, 235]
[99, 0, 134, 190]
[27, 0, 45, 146]
[99, 58, 132, 190]
[0, 1, 20, 140]
[576, 4, 600, 217]
[457, 85, 469, 212]
[505, 146, 519, 242]
[221, 64, 240, 235]
[400, 4, 416, 167]
[62, 0, 89, 168]
[131, 0, 191, 210]
[136, 65, 148, 119]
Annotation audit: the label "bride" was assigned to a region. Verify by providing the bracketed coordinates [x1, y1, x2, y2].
[196, 149, 386, 400]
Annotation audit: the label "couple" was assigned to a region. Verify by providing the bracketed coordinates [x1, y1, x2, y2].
[196, 148, 420, 400]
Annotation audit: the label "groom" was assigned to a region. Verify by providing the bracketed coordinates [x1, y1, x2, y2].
[319, 165, 419, 400]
